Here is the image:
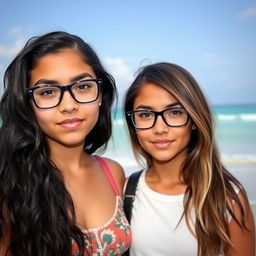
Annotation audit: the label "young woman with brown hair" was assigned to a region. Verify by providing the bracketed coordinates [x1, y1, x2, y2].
[124, 62, 255, 255]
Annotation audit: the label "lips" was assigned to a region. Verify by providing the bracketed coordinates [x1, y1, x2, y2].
[151, 140, 174, 149]
[57, 118, 84, 129]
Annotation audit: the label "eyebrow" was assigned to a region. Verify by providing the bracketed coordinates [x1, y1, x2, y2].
[135, 102, 182, 110]
[33, 72, 94, 86]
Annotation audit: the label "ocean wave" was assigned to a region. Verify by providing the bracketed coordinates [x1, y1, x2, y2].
[221, 153, 256, 163]
[217, 113, 256, 122]
[239, 114, 256, 121]
[217, 114, 237, 121]
[113, 119, 125, 126]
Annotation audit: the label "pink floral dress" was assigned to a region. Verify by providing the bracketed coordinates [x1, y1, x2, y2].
[71, 156, 131, 255]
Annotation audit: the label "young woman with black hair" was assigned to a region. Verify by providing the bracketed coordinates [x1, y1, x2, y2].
[0, 31, 131, 256]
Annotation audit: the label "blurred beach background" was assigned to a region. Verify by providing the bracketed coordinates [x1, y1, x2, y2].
[0, 0, 255, 219]
[103, 104, 256, 218]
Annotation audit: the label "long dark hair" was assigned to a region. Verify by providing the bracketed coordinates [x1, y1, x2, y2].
[124, 62, 250, 255]
[0, 31, 117, 256]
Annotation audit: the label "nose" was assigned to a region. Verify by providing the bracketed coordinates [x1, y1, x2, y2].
[153, 115, 169, 134]
[59, 91, 78, 113]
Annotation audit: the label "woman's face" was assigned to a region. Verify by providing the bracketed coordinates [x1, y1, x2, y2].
[133, 82, 195, 165]
[29, 48, 101, 149]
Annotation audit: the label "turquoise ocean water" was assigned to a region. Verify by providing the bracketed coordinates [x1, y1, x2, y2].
[103, 104, 256, 202]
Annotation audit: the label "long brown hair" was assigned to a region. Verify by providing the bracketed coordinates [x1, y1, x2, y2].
[124, 62, 250, 255]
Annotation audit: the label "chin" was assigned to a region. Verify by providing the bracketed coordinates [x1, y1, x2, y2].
[152, 154, 174, 163]
[55, 138, 85, 148]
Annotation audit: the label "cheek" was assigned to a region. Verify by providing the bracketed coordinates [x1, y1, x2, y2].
[91, 109, 100, 126]
[135, 130, 149, 149]
[81, 104, 100, 129]
[32, 105, 54, 130]
[179, 127, 193, 145]
[83, 103, 100, 118]
[33, 109, 55, 131]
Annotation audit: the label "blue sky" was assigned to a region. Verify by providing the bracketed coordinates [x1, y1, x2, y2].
[0, 0, 255, 105]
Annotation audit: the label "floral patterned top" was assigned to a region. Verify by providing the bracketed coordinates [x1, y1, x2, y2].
[71, 156, 131, 256]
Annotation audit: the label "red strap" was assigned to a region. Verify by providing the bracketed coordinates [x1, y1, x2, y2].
[94, 156, 120, 196]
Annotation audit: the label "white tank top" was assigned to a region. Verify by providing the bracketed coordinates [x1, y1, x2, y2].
[129, 170, 238, 255]
[129, 170, 198, 256]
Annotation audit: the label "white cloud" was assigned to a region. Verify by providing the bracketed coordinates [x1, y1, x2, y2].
[105, 57, 128, 76]
[8, 27, 24, 37]
[0, 43, 22, 58]
[202, 53, 216, 60]
[0, 27, 28, 58]
[238, 6, 256, 19]
[103, 57, 134, 96]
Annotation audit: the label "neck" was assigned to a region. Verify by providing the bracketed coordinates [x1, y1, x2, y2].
[149, 158, 184, 182]
[145, 152, 188, 194]
[48, 140, 91, 174]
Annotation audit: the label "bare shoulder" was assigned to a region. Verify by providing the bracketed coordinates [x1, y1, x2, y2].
[0, 205, 12, 255]
[101, 157, 126, 192]
[226, 190, 255, 255]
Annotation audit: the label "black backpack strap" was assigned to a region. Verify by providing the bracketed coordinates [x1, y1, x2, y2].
[123, 170, 143, 223]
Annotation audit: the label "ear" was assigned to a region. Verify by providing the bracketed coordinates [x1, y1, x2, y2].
[98, 93, 102, 106]
[191, 122, 197, 130]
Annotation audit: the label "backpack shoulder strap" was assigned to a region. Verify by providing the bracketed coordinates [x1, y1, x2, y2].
[123, 170, 143, 223]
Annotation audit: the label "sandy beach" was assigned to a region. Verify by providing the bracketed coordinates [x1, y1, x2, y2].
[224, 161, 256, 221]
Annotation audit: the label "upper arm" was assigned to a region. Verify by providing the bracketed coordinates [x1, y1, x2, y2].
[226, 191, 255, 256]
[0, 236, 11, 256]
[103, 157, 126, 195]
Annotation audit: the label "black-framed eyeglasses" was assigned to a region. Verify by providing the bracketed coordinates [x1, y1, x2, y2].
[26, 78, 102, 109]
[126, 107, 189, 129]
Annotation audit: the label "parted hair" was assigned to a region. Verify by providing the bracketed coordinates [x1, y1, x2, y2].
[124, 62, 250, 255]
[0, 31, 116, 256]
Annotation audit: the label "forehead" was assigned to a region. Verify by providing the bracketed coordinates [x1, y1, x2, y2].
[133, 82, 179, 109]
[30, 48, 95, 85]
